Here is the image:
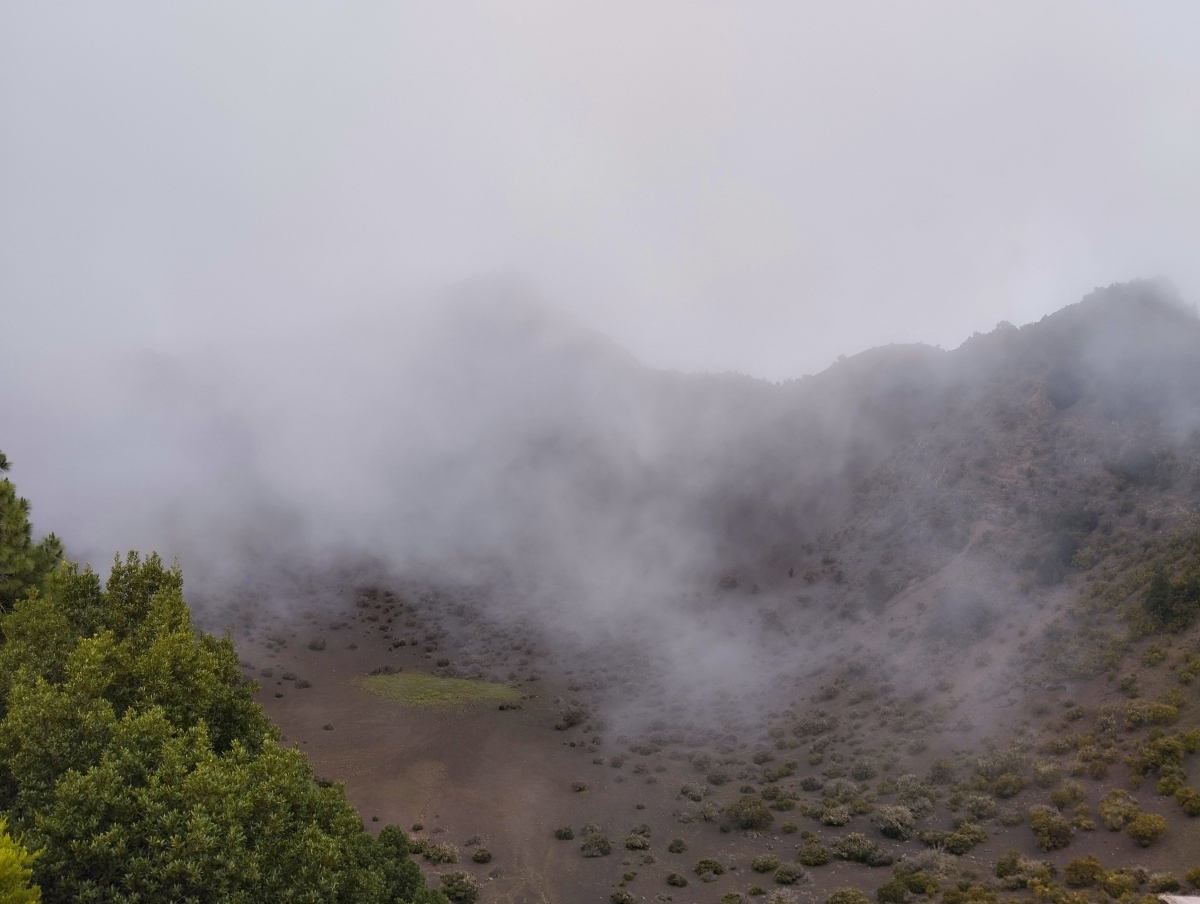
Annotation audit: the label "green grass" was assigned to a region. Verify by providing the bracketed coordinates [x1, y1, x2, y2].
[354, 672, 522, 708]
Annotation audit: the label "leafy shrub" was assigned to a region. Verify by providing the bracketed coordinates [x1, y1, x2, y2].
[623, 833, 649, 851]
[1124, 699, 1179, 729]
[782, 821, 798, 833]
[832, 833, 891, 867]
[1049, 780, 1086, 810]
[423, 841, 459, 864]
[580, 834, 611, 857]
[307, 636, 326, 651]
[1186, 866, 1200, 888]
[667, 838, 686, 853]
[819, 804, 852, 826]
[1100, 871, 1140, 897]
[1143, 569, 1200, 632]
[471, 848, 491, 864]
[975, 748, 1028, 781]
[1149, 873, 1181, 893]
[1071, 803, 1096, 830]
[752, 854, 781, 872]
[927, 758, 956, 785]
[872, 805, 914, 840]
[1098, 789, 1141, 830]
[610, 891, 634, 904]
[962, 793, 997, 821]
[876, 879, 910, 904]
[1177, 786, 1200, 816]
[666, 872, 688, 887]
[1126, 811, 1168, 846]
[694, 858, 725, 876]
[554, 826, 574, 840]
[1029, 807, 1073, 851]
[1031, 760, 1062, 788]
[827, 888, 871, 904]
[798, 838, 831, 866]
[992, 773, 1027, 799]
[774, 865, 805, 885]
[1064, 855, 1104, 887]
[851, 760, 878, 781]
[441, 871, 480, 903]
[727, 795, 774, 830]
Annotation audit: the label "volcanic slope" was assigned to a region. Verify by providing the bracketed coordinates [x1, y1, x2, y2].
[223, 281, 1200, 904]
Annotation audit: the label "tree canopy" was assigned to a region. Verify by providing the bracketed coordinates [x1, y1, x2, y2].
[0, 450, 444, 903]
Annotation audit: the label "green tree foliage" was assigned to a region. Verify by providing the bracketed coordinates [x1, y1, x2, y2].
[0, 816, 39, 903]
[0, 461, 445, 904]
[0, 453, 62, 611]
[1143, 568, 1200, 632]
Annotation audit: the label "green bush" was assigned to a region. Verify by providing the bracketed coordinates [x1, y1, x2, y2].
[827, 888, 871, 904]
[833, 833, 892, 867]
[774, 865, 805, 885]
[471, 848, 491, 864]
[1029, 807, 1074, 851]
[1098, 789, 1140, 830]
[623, 833, 649, 851]
[798, 839, 831, 866]
[1176, 786, 1200, 816]
[694, 858, 724, 876]
[554, 826, 574, 840]
[666, 872, 688, 887]
[1126, 811, 1168, 847]
[1100, 871, 1140, 897]
[875, 879, 909, 904]
[1186, 866, 1200, 889]
[727, 795, 775, 830]
[1049, 780, 1086, 810]
[440, 872, 480, 903]
[1064, 855, 1103, 887]
[580, 834, 611, 857]
[752, 854, 781, 873]
[1149, 873, 1181, 893]
[872, 805, 914, 840]
[992, 773, 1027, 799]
[666, 838, 686, 853]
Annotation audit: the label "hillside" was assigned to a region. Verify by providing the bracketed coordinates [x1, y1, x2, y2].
[7, 279, 1200, 904]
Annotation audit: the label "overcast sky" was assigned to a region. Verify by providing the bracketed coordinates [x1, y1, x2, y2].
[3, 1, 1200, 382]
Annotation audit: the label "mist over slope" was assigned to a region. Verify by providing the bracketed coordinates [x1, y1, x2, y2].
[7, 277, 1200, 720]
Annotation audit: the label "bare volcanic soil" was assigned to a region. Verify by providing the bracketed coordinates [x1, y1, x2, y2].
[229, 566, 1200, 904]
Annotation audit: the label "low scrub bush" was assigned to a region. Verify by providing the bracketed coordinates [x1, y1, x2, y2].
[580, 834, 611, 857]
[1126, 811, 1168, 847]
[727, 795, 774, 830]
[441, 872, 480, 903]
[827, 888, 871, 904]
[832, 832, 892, 867]
[774, 865, 805, 885]
[1098, 789, 1140, 830]
[1029, 807, 1073, 851]
[798, 837, 831, 867]
[872, 805, 914, 840]
[752, 854, 781, 872]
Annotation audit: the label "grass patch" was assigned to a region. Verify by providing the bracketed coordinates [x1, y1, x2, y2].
[355, 672, 522, 708]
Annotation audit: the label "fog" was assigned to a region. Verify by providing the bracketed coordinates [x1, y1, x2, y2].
[4, 5, 1200, 717]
